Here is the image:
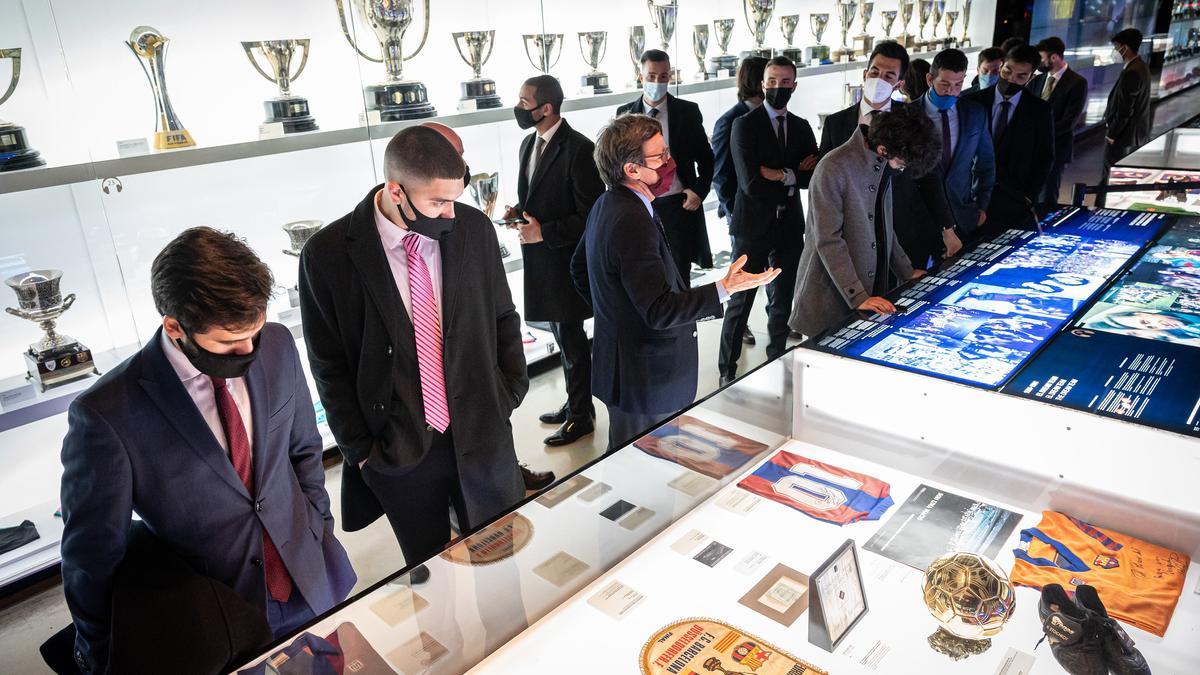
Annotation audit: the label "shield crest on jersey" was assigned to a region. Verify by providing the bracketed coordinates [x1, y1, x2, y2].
[1093, 554, 1119, 570]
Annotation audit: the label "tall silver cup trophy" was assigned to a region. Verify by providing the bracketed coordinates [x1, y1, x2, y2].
[646, 1, 681, 82]
[127, 26, 195, 149]
[0, 48, 45, 171]
[692, 25, 709, 80]
[468, 172, 500, 219]
[629, 26, 646, 86]
[241, 40, 318, 133]
[709, 19, 738, 77]
[579, 31, 613, 93]
[281, 220, 324, 308]
[743, 0, 777, 58]
[452, 31, 502, 108]
[806, 13, 831, 64]
[833, 0, 858, 62]
[880, 10, 898, 38]
[5, 270, 96, 390]
[898, 0, 917, 48]
[854, 1, 875, 58]
[778, 15, 804, 65]
[523, 33, 564, 73]
[961, 0, 973, 47]
[335, 0, 436, 120]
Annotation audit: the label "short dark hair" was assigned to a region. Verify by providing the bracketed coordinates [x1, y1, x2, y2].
[931, 48, 969, 75]
[594, 114, 662, 188]
[978, 47, 1005, 65]
[151, 227, 274, 333]
[1036, 36, 1066, 58]
[903, 58, 931, 99]
[523, 74, 564, 114]
[765, 55, 796, 78]
[1006, 44, 1041, 70]
[1000, 37, 1025, 53]
[868, 40, 910, 78]
[867, 105, 940, 178]
[736, 56, 770, 101]
[640, 48, 670, 65]
[383, 126, 466, 185]
[1111, 28, 1143, 53]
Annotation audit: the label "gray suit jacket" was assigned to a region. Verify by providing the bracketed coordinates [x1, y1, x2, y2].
[790, 128, 914, 338]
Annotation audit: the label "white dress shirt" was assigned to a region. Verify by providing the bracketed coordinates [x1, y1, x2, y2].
[373, 190, 444, 321]
[765, 105, 798, 190]
[1041, 63, 1069, 98]
[526, 118, 564, 181]
[923, 92, 960, 158]
[991, 87, 1023, 131]
[160, 329, 253, 456]
[643, 97, 685, 196]
[857, 97, 892, 125]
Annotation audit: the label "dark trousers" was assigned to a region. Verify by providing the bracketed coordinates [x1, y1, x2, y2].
[550, 320, 594, 420]
[654, 193, 701, 287]
[1096, 142, 1127, 207]
[607, 406, 664, 451]
[718, 231, 802, 379]
[360, 431, 468, 565]
[267, 587, 315, 639]
[1041, 160, 1068, 206]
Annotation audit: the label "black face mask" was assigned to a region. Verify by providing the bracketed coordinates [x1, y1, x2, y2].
[397, 185, 455, 240]
[176, 331, 260, 379]
[997, 78, 1023, 97]
[513, 105, 543, 130]
[1038, 61, 1052, 73]
[764, 86, 794, 109]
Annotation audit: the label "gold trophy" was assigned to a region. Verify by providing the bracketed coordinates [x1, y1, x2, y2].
[5, 270, 97, 390]
[853, 1, 876, 59]
[126, 26, 195, 150]
[335, 0, 436, 120]
[923, 552, 1016, 660]
[0, 48, 46, 171]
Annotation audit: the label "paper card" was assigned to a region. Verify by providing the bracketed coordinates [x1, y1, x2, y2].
[578, 481, 612, 502]
[599, 499, 637, 521]
[670, 529, 709, 555]
[738, 563, 810, 626]
[368, 588, 429, 626]
[619, 506, 656, 531]
[839, 639, 892, 670]
[535, 474, 594, 508]
[457, 98, 479, 112]
[994, 648, 1036, 675]
[587, 579, 644, 620]
[667, 471, 718, 497]
[357, 109, 383, 126]
[533, 551, 590, 587]
[0, 383, 37, 410]
[734, 550, 770, 576]
[578, 85, 595, 96]
[693, 540, 734, 567]
[387, 632, 448, 672]
[715, 490, 762, 515]
[115, 138, 150, 158]
[257, 122, 285, 140]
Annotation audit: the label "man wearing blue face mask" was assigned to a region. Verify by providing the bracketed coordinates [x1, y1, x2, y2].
[616, 49, 715, 287]
[963, 47, 1003, 95]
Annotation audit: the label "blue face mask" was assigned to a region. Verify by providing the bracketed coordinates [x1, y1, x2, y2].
[927, 87, 957, 111]
[979, 72, 998, 89]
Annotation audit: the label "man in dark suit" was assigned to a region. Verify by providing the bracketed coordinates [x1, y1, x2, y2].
[616, 48, 715, 286]
[571, 114, 778, 449]
[501, 75, 604, 448]
[964, 44, 1055, 237]
[718, 56, 818, 383]
[1099, 28, 1153, 207]
[819, 41, 909, 157]
[60, 228, 354, 675]
[1031, 36, 1088, 205]
[300, 127, 528, 581]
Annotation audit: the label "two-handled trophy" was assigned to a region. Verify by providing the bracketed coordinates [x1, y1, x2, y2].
[127, 26, 195, 150]
[897, 0, 917, 49]
[5, 270, 96, 390]
[742, 0, 776, 58]
[335, 0, 436, 121]
[806, 14, 831, 64]
[646, 1, 680, 83]
[281, 220, 324, 309]
[961, 0, 974, 47]
[778, 15, 805, 65]
[943, 10, 960, 49]
[452, 31, 502, 109]
[468, 172, 510, 258]
[523, 33, 563, 74]
[880, 10, 898, 39]
[628, 26, 646, 87]
[833, 0, 858, 62]
[709, 19, 738, 77]
[241, 40, 318, 133]
[0, 48, 45, 171]
[853, 1, 876, 58]
[692, 25, 709, 81]
[579, 31, 613, 93]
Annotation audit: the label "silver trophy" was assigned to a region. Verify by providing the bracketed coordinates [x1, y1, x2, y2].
[743, 0, 777, 58]
[930, 0, 945, 49]
[452, 30, 502, 109]
[806, 13, 831, 64]
[778, 15, 804, 64]
[0, 48, 45, 171]
[692, 25, 709, 80]
[709, 19, 738, 76]
[241, 40, 318, 133]
[833, 0, 858, 62]
[898, 0, 916, 48]
[468, 172, 500, 219]
[880, 10, 898, 37]
[579, 31, 613, 93]
[127, 26, 195, 150]
[943, 10, 959, 49]
[335, 0, 436, 120]
[523, 33, 563, 73]
[854, 1, 876, 58]
[916, 0, 933, 50]
[646, 1, 680, 82]
[629, 25, 646, 86]
[961, 0, 973, 46]
[281, 220, 323, 308]
[5, 270, 96, 390]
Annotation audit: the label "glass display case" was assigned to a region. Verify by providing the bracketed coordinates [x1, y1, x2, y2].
[0, 0, 994, 592]
[234, 351, 1200, 674]
[1106, 127, 1200, 215]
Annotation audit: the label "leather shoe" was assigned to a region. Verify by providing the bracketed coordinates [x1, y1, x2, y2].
[720, 375, 736, 387]
[404, 564, 430, 586]
[539, 403, 568, 425]
[521, 463, 556, 490]
[544, 418, 594, 447]
[742, 328, 756, 345]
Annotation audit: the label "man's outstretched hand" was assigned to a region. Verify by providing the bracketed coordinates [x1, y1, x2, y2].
[720, 254, 782, 295]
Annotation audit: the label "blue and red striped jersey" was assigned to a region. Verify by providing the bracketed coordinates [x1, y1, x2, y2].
[737, 451, 894, 525]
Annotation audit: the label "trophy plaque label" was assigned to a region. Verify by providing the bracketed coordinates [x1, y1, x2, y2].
[640, 618, 828, 675]
[115, 138, 150, 158]
[258, 122, 286, 140]
[457, 98, 479, 113]
[0, 382, 37, 410]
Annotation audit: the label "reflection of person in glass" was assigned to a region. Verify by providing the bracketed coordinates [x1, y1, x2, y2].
[954, 287, 1074, 318]
[1084, 305, 1200, 345]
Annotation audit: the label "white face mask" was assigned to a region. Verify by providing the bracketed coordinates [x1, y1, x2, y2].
[643, 81, 668, 102]
[861, 77, 894, 105]
[1110, 47, 1124, 64]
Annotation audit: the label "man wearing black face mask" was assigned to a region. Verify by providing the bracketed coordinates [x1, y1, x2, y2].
[300, 126, 528, 583]
[60, 228, 354, 674]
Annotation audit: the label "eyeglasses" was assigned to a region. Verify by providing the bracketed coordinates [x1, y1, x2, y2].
[644, 148, 671, 164]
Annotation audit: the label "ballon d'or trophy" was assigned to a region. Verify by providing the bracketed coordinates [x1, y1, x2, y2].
[742, 0, 777, 58]
[523, 33, 563, 74]
[960, 0, 973, 47]
[833, 0, 858, 62]
[282, 220, 324, 307]
[777, 15, 805, 65]
[241, 40, 318, 133]
[692, 25, 709, 81]
[0, 48, 46, 171]
[335, 0, 436, 121]
[806, 13, 831, 64]
[579, 31, 613, 93]
[898, 0, 917, 49]
[127, 26, 195, 150]
[853, 1, 875, 58]
[923, 552, 1016, 661]
[5, 270, 96, 390]
[646, 1, 681, 83]
[880, 10, 898, 39]
[468, 172, 500, 219]
[943, 10, 959, 49]
[709, 19, 738, 77]
[452, 30, 502, 109]
[628, 26, 646, 87]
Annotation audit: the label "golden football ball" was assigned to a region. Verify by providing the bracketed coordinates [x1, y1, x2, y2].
[922, 551, 1016, 640]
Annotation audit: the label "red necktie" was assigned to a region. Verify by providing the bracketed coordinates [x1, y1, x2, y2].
[211, 376, 293, 602]
[403, 234, 451, 432]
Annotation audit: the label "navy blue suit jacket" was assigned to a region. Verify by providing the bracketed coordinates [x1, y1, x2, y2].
[571, 186, 723, 415]
[935, 94, 996, 235]
[59, 323, 355, 673]
[712, 100, 752, 219]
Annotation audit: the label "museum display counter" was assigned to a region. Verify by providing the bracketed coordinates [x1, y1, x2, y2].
[1106, 127, 1200, 216]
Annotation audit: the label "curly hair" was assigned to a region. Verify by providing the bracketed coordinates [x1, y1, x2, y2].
[866, 105, 940, 178]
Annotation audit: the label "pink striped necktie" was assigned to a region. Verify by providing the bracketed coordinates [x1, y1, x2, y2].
[403, 234, 451, 432]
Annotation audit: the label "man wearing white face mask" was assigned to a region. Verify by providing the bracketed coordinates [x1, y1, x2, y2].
[818, 41, 909, 156]
[1098, 28, 1151, 207]
[616, 49, 715, 287]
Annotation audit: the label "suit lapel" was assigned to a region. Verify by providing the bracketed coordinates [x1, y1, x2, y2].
[950, 103, 967, 165]
[439, 216, 468, 332]
[245, 359, 269, 492]
[347, 187, 417, 363]
[517, 134, 533, 204]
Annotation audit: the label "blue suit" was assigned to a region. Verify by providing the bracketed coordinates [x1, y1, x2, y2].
[711, 99, 752, 219]
[937, 94, 995, 236]
[60, 323, 355, 673]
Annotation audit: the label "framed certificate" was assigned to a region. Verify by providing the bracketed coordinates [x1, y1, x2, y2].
[808, 539, 868, 652]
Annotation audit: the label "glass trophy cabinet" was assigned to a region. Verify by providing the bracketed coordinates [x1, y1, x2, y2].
[1106, 126, 1200, 215]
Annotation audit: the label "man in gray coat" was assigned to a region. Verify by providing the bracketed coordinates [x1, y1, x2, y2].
[790, 106, 941, 338]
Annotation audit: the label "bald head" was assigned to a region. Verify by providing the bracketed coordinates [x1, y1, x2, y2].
[420, 122, 464, 155]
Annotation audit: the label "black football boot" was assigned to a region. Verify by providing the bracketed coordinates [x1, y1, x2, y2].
[1038, 583, 1108, 675]
[1073, 585, 1152, 675]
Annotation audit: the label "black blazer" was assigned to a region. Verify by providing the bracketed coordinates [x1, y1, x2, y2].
[299, 187, 528, 531]
[1029, 67, 1088, 163]
[730, 104, 818, 243]
[711, 99, 752, 218]
[570, 186, 722, 415]
[964, 85, 1055, 207]
[515, 119, 605, 322]
[817, 102, 861, 157]
[1103, 57, 1153, 153]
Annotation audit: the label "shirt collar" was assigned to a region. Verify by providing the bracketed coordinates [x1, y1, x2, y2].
[627, 185, 655, 216]
[766, 105, 787, 122]
[538, 117, 564, 144]
[859, 98, 891, 118]
[643, 96, 667, 113]
[1051, 63, 1069, 80]
[373, 189, 432, 251]
[994, 86, 1022, 106]
[160, 327, 204, 384]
